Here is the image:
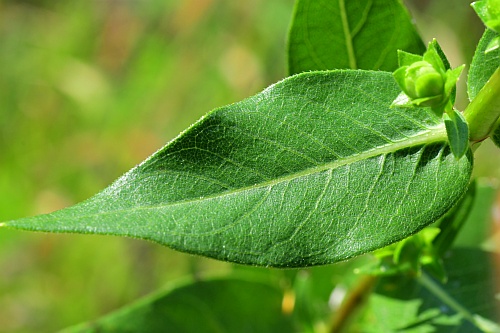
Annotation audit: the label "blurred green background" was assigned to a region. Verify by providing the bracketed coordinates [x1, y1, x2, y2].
[0, 0, 497, 332]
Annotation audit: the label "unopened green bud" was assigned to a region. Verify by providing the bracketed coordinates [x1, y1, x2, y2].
[393, 40, 464, 116]
[404, 61, 444, 100]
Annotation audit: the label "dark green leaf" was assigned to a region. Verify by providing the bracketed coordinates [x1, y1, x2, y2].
[287, 0, 425, 74]
[60, 277, 294, 333]
[453, 179, 497, 248]
[360, 248, 500, 332]
[492, 119, 500, 147]
[433, 181, 476, 255]
[1, 71, 473, 267]
[444, 109, 469, 159]
[468, 29, 500, 101]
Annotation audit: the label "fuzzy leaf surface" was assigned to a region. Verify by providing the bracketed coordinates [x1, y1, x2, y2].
[287, 0, 425, 74]
[2, 71, 473, 267]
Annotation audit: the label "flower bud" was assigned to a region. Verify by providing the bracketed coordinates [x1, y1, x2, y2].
[392, 40, 464, 115]
[403, 61, 444, 100]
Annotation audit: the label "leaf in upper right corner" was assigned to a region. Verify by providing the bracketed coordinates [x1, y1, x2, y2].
[467, 28, 500, 147]
[358, 248, 500, 333]
[468, 29, 500, 101]
[444, 109, 469, 159]
[472, 0, 500, 37]
[287, 0, 425, 74]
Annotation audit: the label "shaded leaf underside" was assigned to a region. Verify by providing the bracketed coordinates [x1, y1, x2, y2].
[3, 70, 473, 267]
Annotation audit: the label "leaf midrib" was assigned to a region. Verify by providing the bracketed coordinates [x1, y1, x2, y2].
[67, 124, 448, 218]
[339, 0, 357, 69]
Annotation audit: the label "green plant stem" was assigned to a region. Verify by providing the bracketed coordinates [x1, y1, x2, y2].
[464, 67, 500, 142]
[329, 275, 377, 333]
[417, 272, 478, 327]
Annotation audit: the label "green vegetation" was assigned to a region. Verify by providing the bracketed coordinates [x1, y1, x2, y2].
[1, 0, 500, 332]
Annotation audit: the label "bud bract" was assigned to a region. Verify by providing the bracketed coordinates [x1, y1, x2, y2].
[392, 40, 468, 159]
[404, 61, 445, 100]
[392, 40, 464, 114]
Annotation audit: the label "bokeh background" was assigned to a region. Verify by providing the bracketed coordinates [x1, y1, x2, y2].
[0, 0, 496, 332]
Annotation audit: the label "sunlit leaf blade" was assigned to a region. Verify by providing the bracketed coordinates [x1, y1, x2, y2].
[287, 0, 425, 74]
[1, 71, 473, 267]
[60, 277, 293, 333]
[468, 29, 500, 147]
[472, 0, 500, 35]
[468, 29, 500, 101]
[360, 249, 500, 332]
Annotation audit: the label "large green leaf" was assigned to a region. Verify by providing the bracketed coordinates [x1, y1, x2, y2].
[1, 70, 473, 267]
[359, 248, 500, 332]
[468, 29, 500, 101]
[287, 0, 425, 74]
[60, 277, 294, 333]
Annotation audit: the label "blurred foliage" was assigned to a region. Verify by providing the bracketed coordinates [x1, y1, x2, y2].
[0, 1, 293, 331]
[0, 0, 499, 332]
